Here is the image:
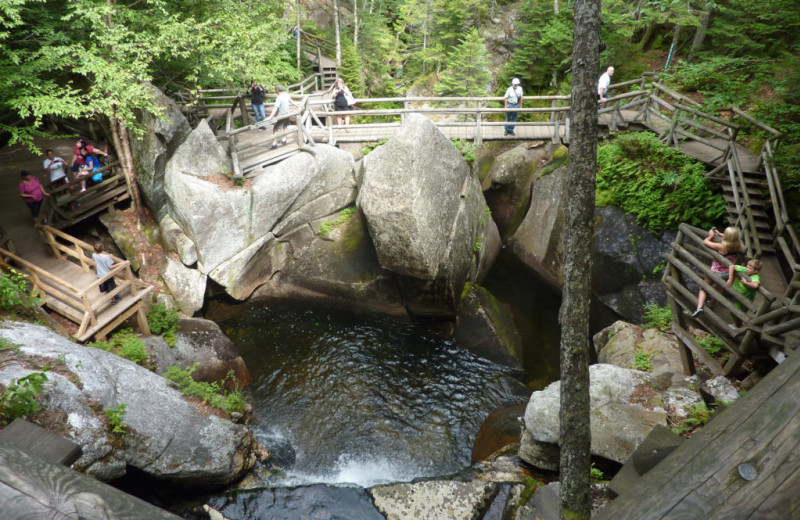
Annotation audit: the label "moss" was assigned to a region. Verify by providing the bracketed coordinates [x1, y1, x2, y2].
[536, 159, 565, 179]
[551, 144, 569, 160]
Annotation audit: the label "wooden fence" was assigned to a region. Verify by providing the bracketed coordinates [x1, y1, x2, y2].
[40, 161, 130, 230]
[0, 227, 152, 342]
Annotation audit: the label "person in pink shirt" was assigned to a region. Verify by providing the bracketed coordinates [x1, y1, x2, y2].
[19, 170, 50, 225]
[70, 138, 108, 172]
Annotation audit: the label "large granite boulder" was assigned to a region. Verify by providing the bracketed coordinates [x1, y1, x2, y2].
[130, 83, 192, 217]
[520, 363, 667, 470]
[455, 282, 522, 368]
[508, 175, 672, 321]
[592, 206, 673, 323]
[357, 113, 498, 316]
[0, 322, 259, 487]
[479, 143, 557, 239]
[507, 164, 568, 289]
[160, 213, 197, 267]
[593, 320, 687, 390]
[252, 207, 407, 316]
[160, 256, 207, 315]
[145, 317, 251, 387]
[370, 480, 496, 520]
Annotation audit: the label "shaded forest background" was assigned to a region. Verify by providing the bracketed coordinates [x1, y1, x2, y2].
[1, 0, 798, 190]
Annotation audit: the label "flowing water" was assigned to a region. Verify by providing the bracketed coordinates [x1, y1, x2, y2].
[180, 253, 562, 518]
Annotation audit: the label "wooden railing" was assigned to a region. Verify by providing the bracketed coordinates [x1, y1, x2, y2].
[663, 223, 777, 375]
[40, 161, 130, 230]
[0, 227, 151, 341]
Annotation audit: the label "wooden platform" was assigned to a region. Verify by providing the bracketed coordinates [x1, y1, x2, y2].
[595, 348, 800, 519]
[0, 419, 82, 466]
[0, 445, 181, 519]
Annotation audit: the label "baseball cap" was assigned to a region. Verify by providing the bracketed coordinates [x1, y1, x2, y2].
[512, 78, 520, 85]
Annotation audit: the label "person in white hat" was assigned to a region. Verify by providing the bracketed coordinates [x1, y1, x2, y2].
[504, 78, 523, 136]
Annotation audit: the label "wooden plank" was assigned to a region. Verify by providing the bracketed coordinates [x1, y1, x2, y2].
[594, 350, 800, 519]
[0, 445, 181, 520]
[0, 419, 82, 466]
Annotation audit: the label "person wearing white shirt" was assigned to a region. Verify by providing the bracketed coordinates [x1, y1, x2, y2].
[504, 78, 523, 137]
[43, 149, 68, 187]
[597, 66, 614, 103]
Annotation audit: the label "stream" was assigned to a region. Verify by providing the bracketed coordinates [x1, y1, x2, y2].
[173, 254, 562, 518]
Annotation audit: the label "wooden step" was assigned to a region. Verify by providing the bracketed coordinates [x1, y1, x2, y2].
[74, 286, 154, 342]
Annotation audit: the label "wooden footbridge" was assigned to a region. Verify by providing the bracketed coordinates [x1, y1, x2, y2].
[0, 159, 151, 343]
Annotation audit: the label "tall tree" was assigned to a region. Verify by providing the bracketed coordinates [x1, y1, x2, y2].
[434, 28, 491, 96]
[559, 0, 601, 516]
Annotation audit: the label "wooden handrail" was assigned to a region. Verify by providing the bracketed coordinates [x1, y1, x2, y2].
[0, 246, 82, 293]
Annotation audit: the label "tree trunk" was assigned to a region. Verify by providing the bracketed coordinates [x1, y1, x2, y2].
[672, 24, 682, 47]
[688, 10, 712, 61]
[108, 109, 145, 224]
[559, 0, 600, 516]
[353, 0, 359, 48]
[296, 0, 301, 75]
[554, 0, 559, 14]
[638, 22, 655, 50]
[334, 0, 342, 66]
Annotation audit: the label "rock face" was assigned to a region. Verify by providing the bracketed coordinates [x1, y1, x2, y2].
[0, 322, 258, 487]
[146, 317, 251, 387]
[479, 143, 556, 239]
[160, 256, 207, 316]
[508, 163, 568, 289]
[520, 363, 667, 470]
[455, 282, 522, 368]
[509, 176, 672, 321]
[592, 206, 673, 323]
[593, 320, 687, 390]
[370, 480, 496, 520]
[130, 83, 192, 217]
[358, 113, 499, 316]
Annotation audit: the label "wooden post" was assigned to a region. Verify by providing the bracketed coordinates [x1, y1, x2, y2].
[664, 229, 696, 375]
[238, 95, 250, 127]
[475, 109, 482, 146]
[553, 110, 561, 144]
[43, 227, 62, 260]
[297, 97, 308, 146]
[75, 243, 89, 272]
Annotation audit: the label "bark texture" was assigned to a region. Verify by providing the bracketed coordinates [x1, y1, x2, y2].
[559, 0, 601, 516]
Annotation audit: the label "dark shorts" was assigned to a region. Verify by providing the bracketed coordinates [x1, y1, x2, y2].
[274, 118, 290, 132]
[334, 104, 351, 111]
[99, 278, 117, 293]
[25, 199, 42, 218]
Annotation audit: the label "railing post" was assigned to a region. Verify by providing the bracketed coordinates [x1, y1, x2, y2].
[43, 227, 62, 260]
[475, 109, 482, 146]
[297, 97, 308, 146]
[552, 109, 561, 144]
[238, 94, 250, 127]
[402, 100, 408, 124]
[75, 243, 89, 272]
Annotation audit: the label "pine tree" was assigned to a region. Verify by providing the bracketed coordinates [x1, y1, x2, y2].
[338, 37, 365, 97]
[434, 29, 491, 96]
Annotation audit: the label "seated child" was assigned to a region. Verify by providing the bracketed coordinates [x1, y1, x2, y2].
[727, 259, 762, 328]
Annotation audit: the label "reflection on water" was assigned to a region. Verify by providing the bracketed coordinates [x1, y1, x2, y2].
[217, 305, 529, 488]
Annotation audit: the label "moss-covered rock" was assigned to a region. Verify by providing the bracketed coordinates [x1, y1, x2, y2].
[455, 282, 523, 368]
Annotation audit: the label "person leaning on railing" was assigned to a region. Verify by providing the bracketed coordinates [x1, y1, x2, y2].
[692, 226, 742, 318]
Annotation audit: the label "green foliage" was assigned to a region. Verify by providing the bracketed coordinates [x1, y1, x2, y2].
[319, 207, 358, 236]
[163, 364, 244, 415]
[361, 138, 389, 155]
[643, 304, 672, 332]
[0, 372, 49, 425]
[434, 28, 491, 97]
[88, 329, 147, 366]
[590, 463, 605, 481]
[450, 138, 477, 163]
[652, 261, 666, 277]
[504, 0, 573, 90]
[473, 240, 482, 253]
[338, 38, 365, 98]
[673, 401, 713, 435]
[105, 404, 128, 434]
[0, 338, 21, 353]
[698, 335, 730, 361]
[481, 207, 492, 227]
[0, 268, 41, 317]
[147, 303, 179, 346]
[633, 349, 654, 372]
[596, 133, 726, 232]
[664, 57, 759, 111]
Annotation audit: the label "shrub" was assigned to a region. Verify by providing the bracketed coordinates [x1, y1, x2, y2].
[319, 207, 358, 236]
[0, 371, 48, 425]
[596, 132, 726, 232]
[147, 303, 179, 346]
[105, 404, 128, 434]
[590, 463, 605, 481]
[87, 329, 148, 366]
[643, 304, 672, 332]
[633, 349, 653, 372]
[673, 402, 714, 436]
[451, 138, 477, 164]
[163, 364, 245, 415]
[698, 335, 730, 361]
[0, 268, 41, 317]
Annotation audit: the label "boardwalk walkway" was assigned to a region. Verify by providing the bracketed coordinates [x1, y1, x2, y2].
[0, 138, 151, 342]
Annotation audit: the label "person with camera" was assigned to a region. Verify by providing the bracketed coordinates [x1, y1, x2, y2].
[248, 79, 267, 126]
[692, 226, 742, 318]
